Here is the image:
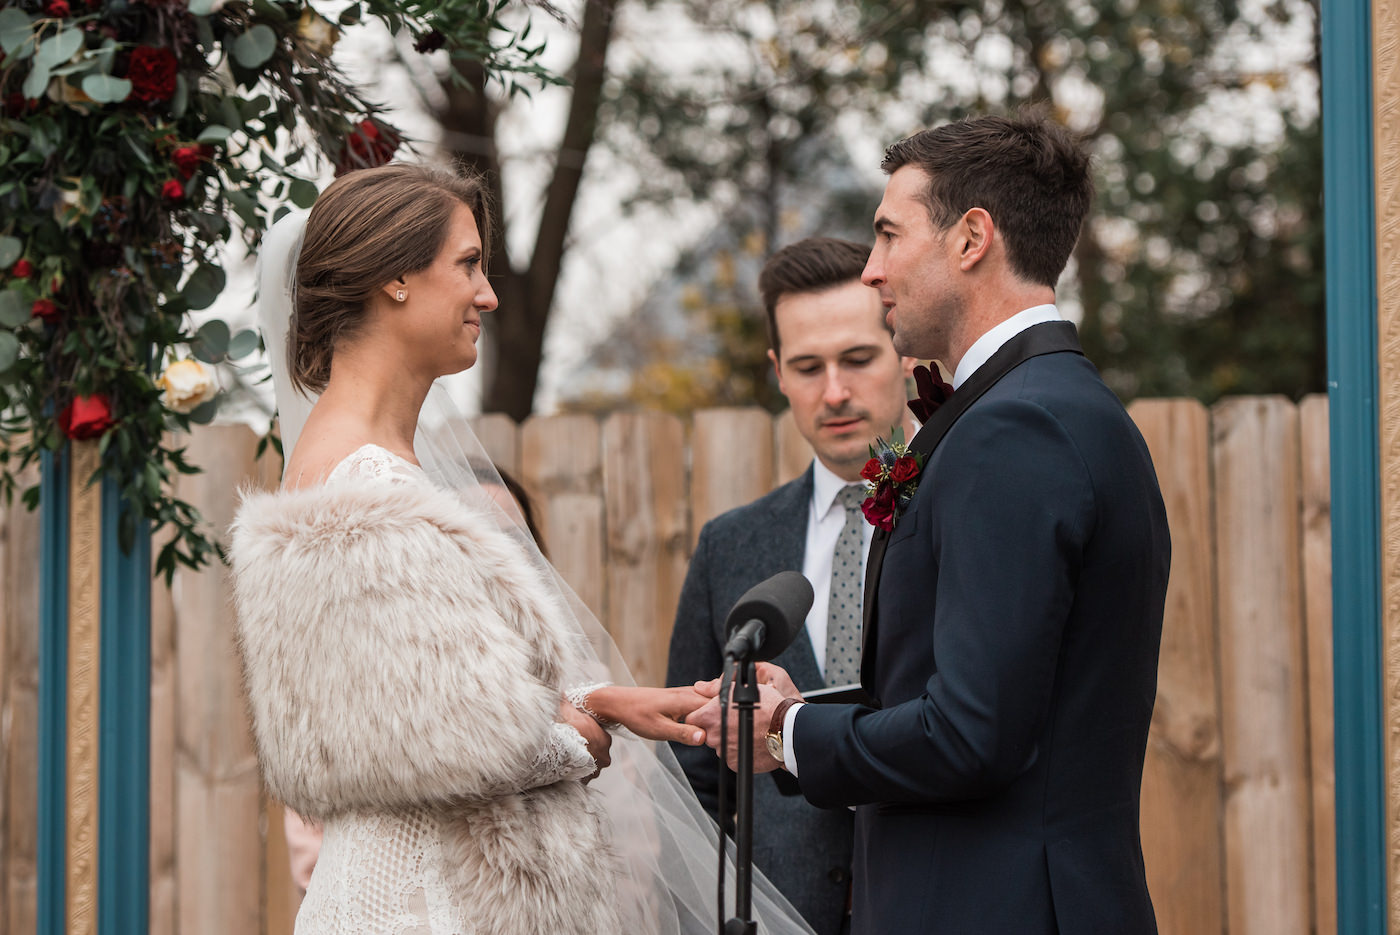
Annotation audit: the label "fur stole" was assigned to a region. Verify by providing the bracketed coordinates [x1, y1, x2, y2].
[231, 478, 619, 934]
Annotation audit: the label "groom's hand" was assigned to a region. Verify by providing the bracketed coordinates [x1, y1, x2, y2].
[685, 681, 793, 773]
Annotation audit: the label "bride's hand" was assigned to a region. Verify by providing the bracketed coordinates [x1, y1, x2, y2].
[587, 686, 709, 746]
[560, 699, 612, 773]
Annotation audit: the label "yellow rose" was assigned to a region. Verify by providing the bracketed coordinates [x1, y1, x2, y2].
[297, 7, 340, 57]
[157, 359, 218, 413]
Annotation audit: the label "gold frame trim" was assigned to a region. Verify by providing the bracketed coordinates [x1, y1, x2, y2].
[1375, 0, 1400, 924]
[66, 441, 101, 935]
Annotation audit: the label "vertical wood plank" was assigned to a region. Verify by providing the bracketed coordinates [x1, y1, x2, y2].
[149, 528, 177, 935]
[3, 459, 42, 935]
[263, 796, 299, 935]
[691, 408, 773, 548]
[1129, 399, 1226, 935]
[601, 413, 687, 685]
[773, 410, 813, 487]
[521, 415, 607, 621]
[1212, 396, 1312, 935]
[174, 426, 267, 935]
[1300, 394, 1337, 935]
[471, 413, 521, 477]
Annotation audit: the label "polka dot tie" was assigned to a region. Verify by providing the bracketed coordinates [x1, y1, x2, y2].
[825, 485, 867, 686]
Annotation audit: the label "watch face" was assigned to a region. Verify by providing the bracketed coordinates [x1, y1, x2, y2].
[765, 732, 784, 762]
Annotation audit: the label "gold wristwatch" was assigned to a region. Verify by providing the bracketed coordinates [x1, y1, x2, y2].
[765, 697, 802, 763]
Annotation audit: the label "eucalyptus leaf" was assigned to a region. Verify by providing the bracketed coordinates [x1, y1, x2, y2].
[196, 125, 233, 143]
[0, 8, 32, 59]
[288, 178, 318, 209]
[0, 333, 19, 375]
[95, 37, 116, 72]
[186, 398, 219, 425]
[187, 0, 215, 13]
[0, 290, 25, 328]
[337, 3, 363, 26]
[183, 266, 228, 312]
[35, 27, 82, 69]
[81, 74, 132, 103]
[0, 237, 21, 269]
[21, 61, 50, 101]
[232, 24, 278, 69]
[171, 73, 188, 118]
[195, 317, 231, 351]
[227, 329, 260, 361]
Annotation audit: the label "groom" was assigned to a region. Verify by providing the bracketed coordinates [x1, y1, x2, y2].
[689, 113, 1170, 934]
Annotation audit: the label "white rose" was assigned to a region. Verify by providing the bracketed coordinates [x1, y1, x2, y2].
[157, 359, 219, 413]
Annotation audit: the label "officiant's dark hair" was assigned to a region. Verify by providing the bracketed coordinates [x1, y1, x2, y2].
[882, 111, 1092, 288]
[759, 237, 876, 355]
[290, 163, 494, 394]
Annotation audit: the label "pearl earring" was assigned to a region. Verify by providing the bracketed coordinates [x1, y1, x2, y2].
[395, 290, 406, 302]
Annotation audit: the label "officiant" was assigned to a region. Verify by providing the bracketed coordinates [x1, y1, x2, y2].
[665, 236, 917, 935]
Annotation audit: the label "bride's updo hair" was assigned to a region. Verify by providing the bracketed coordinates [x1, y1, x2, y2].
[289, 163, 493, 394]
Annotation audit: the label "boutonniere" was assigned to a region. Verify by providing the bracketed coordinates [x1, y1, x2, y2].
[859, 426, 925, 532]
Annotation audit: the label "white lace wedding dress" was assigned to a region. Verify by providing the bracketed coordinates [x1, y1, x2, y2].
[292, 444, 599, 935]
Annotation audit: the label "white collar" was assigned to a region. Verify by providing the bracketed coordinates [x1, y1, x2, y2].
[811, 457, 863, 515]
[951, 304, 1062, 389]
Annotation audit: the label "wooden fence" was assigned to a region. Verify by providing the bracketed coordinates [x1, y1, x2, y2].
[0, 395, 1336, 935]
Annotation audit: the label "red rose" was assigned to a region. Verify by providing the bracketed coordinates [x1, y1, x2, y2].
[161, 179, 184, 201]
[860, 457, 883, 482]
[335, 119, 401, 176]
[46, 0, 70, 15]
[31, 299, 60, 324]
[861, 493, 895, 532]
[126, 46, 178, 103]
[172, 146, 202, 179]
[11, 259, 33, 279]
[59, 394, 115, 440]
[890, 455, 920, 484]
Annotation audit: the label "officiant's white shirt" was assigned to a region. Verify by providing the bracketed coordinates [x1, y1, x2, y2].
[783, 304, 1064, 776]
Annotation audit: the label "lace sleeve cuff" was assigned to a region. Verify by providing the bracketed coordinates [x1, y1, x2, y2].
[565, 681, 620, 731]
[530, 722, 597, 785]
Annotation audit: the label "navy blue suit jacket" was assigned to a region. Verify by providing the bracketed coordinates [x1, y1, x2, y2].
[793, 325, 1169, 935]
[666, 469, 856, 935]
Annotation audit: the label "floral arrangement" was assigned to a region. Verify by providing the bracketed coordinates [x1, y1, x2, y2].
[859, 426, 925, 531]
[0, 0, 552, 580]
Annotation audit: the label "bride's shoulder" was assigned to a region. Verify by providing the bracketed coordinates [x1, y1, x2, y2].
[283, 440, 422, 490]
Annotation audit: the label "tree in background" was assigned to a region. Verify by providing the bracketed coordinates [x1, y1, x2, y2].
[560, 0, 1321, 411]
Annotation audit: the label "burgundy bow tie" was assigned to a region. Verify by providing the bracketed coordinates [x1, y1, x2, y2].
[908, 364, 954, 422]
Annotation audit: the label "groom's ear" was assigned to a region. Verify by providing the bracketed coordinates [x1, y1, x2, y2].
[956, 208, 995, 272]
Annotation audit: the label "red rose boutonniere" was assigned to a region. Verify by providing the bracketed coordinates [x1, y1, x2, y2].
[859, 426, 925, 532]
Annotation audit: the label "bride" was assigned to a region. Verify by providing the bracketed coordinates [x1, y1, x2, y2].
[230, 163, 814, 935]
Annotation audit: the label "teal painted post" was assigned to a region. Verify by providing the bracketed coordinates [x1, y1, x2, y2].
[98, 477, 150, 935]
[1321, 0, 1388, 930]
[37, 450, 68, 935]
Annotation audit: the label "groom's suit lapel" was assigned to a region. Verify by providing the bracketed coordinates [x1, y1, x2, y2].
[859, 321, 1085, 691]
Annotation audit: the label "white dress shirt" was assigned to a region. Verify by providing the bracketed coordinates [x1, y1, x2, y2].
[802, 457, 877, 681]
[782, 304, 1064, 776]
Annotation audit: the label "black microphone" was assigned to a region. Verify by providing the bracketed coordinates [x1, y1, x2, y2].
[722, 571, 814, 662]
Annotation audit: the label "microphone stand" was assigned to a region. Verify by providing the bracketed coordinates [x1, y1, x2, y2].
[724, 653, 759, 935]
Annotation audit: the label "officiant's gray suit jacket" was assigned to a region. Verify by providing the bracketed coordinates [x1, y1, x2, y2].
[666, 466, 854, 935]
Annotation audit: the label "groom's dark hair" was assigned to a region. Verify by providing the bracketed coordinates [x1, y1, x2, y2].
[758, 237, 877, 355]
[881, 111, 1093, 288]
